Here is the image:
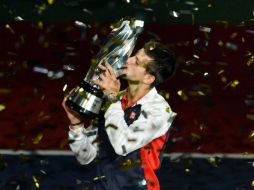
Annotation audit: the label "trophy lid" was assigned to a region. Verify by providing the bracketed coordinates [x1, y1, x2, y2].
[84, 18, 144, 81]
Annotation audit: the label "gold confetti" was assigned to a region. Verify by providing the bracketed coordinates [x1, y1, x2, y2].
[217, 69, 224, 75]
[32, 176, 40, 188]
[207, 157, 218, 167]
[5, 24, 15, 34]
[216, 20, 229, 28]
[0, 104, 6, 111]
[248, 130, 254, 138]
[140, 0, 149, 5]
[230, 32, 238, 39]
[166, 107, 171, 113]
[59, 139, 69, 149]
[188, 90, 205, 96]
[78, 88, 88, 99]
[35, 3, 47, 14]
[246, 55, 254, 66]
[159, 90, 170, 99]
[90, 58, 97, 65]
[230, 80, 239, 88]
[38, 21, 43, 29]
[47, 0, 55, 5]
[218, 40, 224, 47]
[119, 159, 141, 170]
[190, 133, 201, 141]
[246, 113, 254, 120]
[177, 90, 188, 101]
[32, 133, 43, 144]
[182, 69, 195, 76]
[221, 76, 227, 83]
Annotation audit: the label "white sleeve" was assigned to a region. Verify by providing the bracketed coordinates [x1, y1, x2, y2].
[104, 102, 176, 156]
[68, 124, 98, 165]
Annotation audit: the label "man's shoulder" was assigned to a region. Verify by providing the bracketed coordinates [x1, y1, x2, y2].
[139, 89, 170, 112]
[142, 88, 169, 105]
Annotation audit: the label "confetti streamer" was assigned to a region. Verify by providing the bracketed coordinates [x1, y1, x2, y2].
[32, 176, 40, 188]
[199, 26, 211, 33]
[225, 42, 238, 51]
[5, 24, 15, 34]
[0, 104, 6, 111]
[32, 133, 43, 144]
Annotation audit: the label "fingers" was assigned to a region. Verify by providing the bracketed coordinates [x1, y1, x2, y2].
[104, 63, 116, 78]
[98, 64, 110, 78]
[62, 88, 74, 110]
[98, 63, 117, 79]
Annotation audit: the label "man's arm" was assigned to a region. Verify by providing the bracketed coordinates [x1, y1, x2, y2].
[104, 102, 176, 156]
[62, 92, 98, 165]
[68, 123, 98, 165]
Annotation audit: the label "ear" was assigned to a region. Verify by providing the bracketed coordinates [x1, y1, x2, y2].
[143, 73, 155, 85]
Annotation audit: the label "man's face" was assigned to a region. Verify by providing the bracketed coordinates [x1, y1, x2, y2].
[120, 48, 154, 83]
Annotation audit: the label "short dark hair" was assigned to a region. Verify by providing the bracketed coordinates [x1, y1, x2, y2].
[143, 40, 176, 87]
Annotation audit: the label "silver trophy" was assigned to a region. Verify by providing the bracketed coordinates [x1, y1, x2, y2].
[66, 18, 144, 117]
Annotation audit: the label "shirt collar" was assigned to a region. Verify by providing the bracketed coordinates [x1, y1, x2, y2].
[120, 87, 157, 109]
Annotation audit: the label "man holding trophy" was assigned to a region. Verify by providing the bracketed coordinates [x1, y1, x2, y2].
[62, 18, 177, 190]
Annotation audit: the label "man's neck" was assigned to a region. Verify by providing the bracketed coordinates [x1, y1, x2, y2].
[126, 83, 151, 106]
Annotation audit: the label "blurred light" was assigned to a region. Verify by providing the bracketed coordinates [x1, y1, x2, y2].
[185, 1, 195, 5]
[33, 66, 48, 74]
[225, 42, 238, 50]
[169, 11, 180, 18]
[0, 104, 6, 111]
[230, 80, 239, 88]
[47, 0, 55, 5]
[63, 84, 68, 92]
[199, 26, 211, 33]
[173, 11, 179, 17]
[75, 21, 87, 28]
[14, 16, 24, 21]
[83, 8, 93, 15]
[193, 54, 200, 59]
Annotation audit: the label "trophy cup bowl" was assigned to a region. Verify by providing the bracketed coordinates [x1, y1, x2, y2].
[66, 18, 144, 117]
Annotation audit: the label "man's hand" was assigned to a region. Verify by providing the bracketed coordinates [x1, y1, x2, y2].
[91, 63, 120, 96]
[62, 89, 82, 127]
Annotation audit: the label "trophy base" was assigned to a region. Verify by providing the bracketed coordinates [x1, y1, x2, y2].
[66, 81, 104, 118]
[65, 99, 99, 118]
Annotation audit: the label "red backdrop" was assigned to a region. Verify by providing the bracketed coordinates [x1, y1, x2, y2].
[0, 22, 253, 153]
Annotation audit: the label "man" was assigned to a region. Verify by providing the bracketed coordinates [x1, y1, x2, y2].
[62, 40, 177, 190]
